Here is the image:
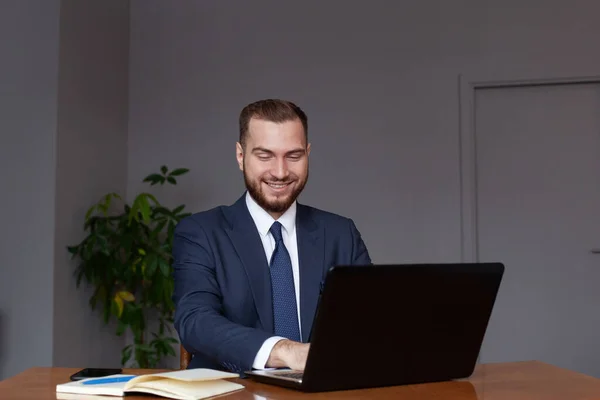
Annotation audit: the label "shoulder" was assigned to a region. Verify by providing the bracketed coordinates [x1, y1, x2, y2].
[185, 205, 226, 224]
[176, 204, 231, 233]
[297, 203, 361, 234]
[299, 203, 350, 223]
[177, 193, 247, 230]
[175, 196, 244, 237]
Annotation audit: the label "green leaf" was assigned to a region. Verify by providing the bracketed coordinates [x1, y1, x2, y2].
[121, 345, 133, 366]
[152, 206, 170, 215]
[146, 254, 158, 277]
[136, 344, 154, 353]
[75, 269, 84, 287]
[165, 343, 176, 357]
[168, 168, 189, 177]
[85, 205, 96, 221]
[113, 295, 124, 317]
[89, 294, 97, 310]
[158, 257, 170, 277]
[143, 174, 165, 186]
[89, 285, 102, 310]
[161, 165, 168, 174]
[178, 212, 192, 220]
[102, 290, 111, 323]
[153, 340, 166, 355]
[152, 219, 168, 236]
[104, 301, 119, 323]
[144, 193, 160, 206]
[168, 220, 176, 236]
[172, 205, 185, 215]
[101, 194, 113, 213]
[138, 196, 151, 223]
[167, 176, 176, 185]
[117, 290, 135, 302]
[128, 202, 138, 224]
[165, 337, 179, 344]
[116, 320, 127, 336]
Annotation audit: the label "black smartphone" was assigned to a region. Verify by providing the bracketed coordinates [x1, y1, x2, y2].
[69, 368, 123, 381]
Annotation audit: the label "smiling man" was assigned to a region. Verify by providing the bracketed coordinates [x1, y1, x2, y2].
[172, 99, 371, 374]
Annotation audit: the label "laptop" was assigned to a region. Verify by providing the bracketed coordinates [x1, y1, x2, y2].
[245, 262, 504, 392]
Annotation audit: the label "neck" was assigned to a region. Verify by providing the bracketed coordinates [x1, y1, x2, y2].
[267, 210, 284, 220]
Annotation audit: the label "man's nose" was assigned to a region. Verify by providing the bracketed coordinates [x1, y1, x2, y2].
[271, 158, 289, 179]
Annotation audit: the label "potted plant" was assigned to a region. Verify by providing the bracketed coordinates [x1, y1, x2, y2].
[67, 166, 191, 368]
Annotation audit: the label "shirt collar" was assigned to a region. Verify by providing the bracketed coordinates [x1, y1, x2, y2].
[245, 191, 296, 238]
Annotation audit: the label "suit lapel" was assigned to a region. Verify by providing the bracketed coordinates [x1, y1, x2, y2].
[222, 196, 325, 341]
[296, 204, 324, 342]
[223, 195, 274, 333]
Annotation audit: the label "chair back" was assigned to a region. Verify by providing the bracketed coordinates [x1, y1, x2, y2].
[180, 345, 191, 369]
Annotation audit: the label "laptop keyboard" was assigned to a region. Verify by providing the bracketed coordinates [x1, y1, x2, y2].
[274, 371, 303, 380]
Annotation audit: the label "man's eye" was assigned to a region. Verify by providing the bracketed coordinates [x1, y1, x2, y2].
[257, 155, 271, 161]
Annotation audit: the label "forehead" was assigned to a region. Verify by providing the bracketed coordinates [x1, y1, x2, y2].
[246, 118, 306, 148]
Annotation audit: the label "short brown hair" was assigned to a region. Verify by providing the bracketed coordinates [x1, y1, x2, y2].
[239, 99, 308, 148]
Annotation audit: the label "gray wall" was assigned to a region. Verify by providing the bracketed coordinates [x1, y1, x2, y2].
[3, 0, 600, 379]
[53, 0, 129, 368]
[127, 0, 600, 263]
[127, 0, 600, 370]
[0, 0, 61, 380]
[0, 0, 129, 379]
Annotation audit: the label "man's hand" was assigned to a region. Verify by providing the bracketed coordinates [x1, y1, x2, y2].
[266, 339, 310, 370]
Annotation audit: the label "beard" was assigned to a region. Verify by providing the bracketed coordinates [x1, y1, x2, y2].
[244, 168, 308, 215]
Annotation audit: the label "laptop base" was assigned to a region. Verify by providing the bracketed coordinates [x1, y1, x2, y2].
[244, 370, 303, 390]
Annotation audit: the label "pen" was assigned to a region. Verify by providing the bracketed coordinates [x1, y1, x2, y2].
[81, 376, 135, 385]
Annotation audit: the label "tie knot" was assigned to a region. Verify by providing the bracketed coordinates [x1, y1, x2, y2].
[270, 221, 284, 243]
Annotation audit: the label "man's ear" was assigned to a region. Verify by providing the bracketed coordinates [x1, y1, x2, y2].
[307, 143, 311, 157]
[236, 142, 244, 171]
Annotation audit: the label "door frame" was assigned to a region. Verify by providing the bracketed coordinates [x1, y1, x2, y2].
[458, 73, 600, 263]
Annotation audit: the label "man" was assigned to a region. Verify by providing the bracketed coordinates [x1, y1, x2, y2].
[172, 99, 371, 374]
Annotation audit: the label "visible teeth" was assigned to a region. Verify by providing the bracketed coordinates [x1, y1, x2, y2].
[268, 182, 288, 188]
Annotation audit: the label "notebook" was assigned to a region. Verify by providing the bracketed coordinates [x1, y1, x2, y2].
[55, 368, 244, 400]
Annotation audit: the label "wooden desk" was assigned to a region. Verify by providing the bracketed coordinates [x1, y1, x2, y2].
[1, 361, 600, 399]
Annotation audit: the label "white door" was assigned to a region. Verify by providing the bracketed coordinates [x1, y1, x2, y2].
[474, 82, 600, 377]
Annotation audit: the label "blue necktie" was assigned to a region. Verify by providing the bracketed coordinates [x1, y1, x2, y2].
[269, 221, 301, 342]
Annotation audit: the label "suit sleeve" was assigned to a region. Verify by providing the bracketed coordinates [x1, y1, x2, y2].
[172, 217, 273, 373]
[349, 218, 372, 265]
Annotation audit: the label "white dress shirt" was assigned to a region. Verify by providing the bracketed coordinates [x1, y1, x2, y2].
[245, 192, 302, 369]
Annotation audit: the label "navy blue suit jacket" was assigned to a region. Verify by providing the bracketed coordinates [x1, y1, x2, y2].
[171, 193, 371, 373]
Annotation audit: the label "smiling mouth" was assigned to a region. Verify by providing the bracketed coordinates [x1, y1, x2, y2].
[265, 181, 292, 190]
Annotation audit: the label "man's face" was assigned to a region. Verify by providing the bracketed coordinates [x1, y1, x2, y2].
[236, 117, 310, 218]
